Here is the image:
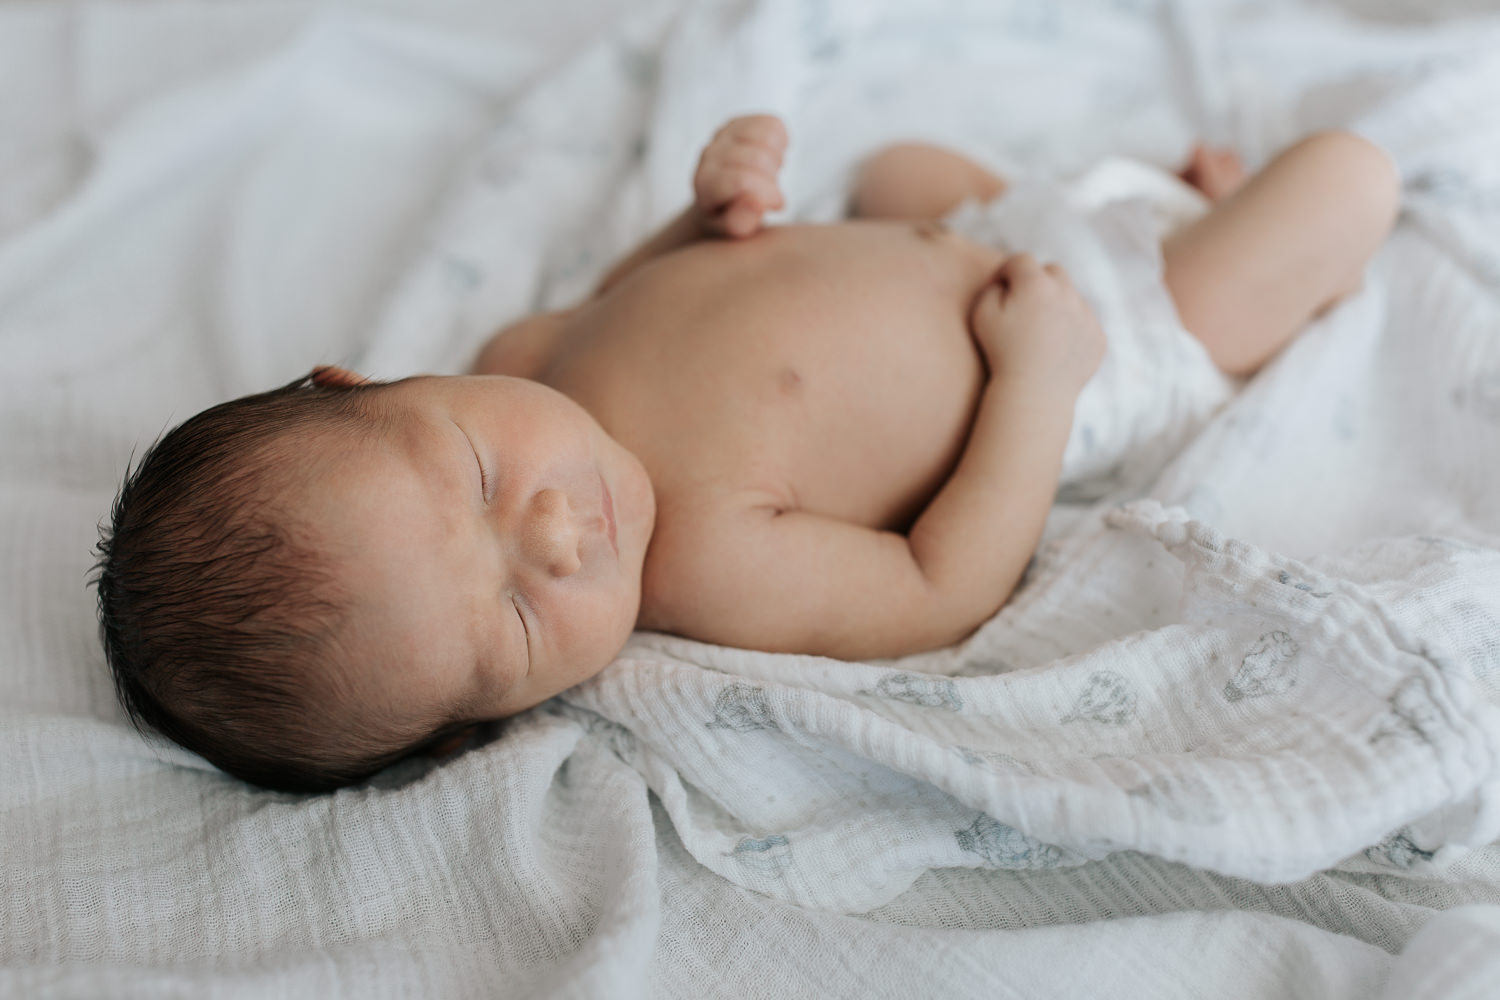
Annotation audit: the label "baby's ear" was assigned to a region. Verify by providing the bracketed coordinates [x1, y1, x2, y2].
[309, 365, 371, 389]
[421, 727, 475, 759]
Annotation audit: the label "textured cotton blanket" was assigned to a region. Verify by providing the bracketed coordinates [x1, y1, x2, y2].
[6, 1, 1500, 997]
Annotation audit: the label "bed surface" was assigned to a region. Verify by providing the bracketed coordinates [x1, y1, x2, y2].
[5, 1, 1500, 996]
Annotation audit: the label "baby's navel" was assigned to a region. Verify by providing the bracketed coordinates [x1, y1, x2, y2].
[914, 219, 950, 240]
[776, 367, 803, 396]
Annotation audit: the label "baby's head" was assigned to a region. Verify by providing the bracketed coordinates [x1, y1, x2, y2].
[95, 368, 655, 792]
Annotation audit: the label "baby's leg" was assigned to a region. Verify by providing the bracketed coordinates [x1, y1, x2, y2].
[1162, 131, 1399, 377]
[850, 143, 1007, 220]
[852, 141, 1243, 221]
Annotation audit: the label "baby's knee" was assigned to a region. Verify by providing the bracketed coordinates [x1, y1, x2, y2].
[1293, 130, 1401, 237]
[851, 142, 1005, 220]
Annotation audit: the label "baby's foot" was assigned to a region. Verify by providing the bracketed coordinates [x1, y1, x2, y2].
[1178, 145, 1247, 201]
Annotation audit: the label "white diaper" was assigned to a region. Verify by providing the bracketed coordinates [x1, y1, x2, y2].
[943, 158, 1238, 500]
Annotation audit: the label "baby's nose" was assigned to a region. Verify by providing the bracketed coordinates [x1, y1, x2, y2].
[521, 487, 582, 578]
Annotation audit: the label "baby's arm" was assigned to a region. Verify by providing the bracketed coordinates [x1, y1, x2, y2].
[642, 256, 1105, 659]
[592, 114, 787, 295]
[474, 116, 785, 375]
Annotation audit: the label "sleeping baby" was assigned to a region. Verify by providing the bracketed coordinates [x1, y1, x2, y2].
[94, 114, 1399, 792]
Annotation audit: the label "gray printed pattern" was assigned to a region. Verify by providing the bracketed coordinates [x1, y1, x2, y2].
[1365, 828, 1436, 869]
[1276, 571, 1331, 599]
[1370, 677, 1446, 749]
[1062, 671, 1137, 725]
[1224, 631, 1301, 702]
[955, 814, 1063, 870]
[1126, 772, 1229, 825]
[952, 746, 1032, 773]
[731, 834, 794, 876]
[706, 684, 780, 732]
[582, 715, 639, 763]
[859, 673, 963, 711]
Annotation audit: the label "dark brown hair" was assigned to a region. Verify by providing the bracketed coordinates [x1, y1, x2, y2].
[93, 373, 429, 793]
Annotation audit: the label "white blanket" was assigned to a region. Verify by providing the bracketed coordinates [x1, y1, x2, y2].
[6, 1, 1500, 997]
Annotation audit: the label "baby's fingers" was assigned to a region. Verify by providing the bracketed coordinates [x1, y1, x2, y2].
[995, 252, 1043, 286]
[715, 113, 789, 154]
[708, 190, 781, 238]
[697, 177, 783, 237]
[707, 142, 783, 178]
[696, 163, 783, 211]
[721, 196, 766, 238]
[970, 279, 1006, 332]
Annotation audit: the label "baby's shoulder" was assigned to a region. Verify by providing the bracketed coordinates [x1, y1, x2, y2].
[471, 307, 575, 379]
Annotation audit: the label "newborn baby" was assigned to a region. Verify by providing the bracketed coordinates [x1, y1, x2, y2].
[95, 115, 1399, 791]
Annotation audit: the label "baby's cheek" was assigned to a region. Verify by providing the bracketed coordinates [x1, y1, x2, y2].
[576, 588, 636, 678]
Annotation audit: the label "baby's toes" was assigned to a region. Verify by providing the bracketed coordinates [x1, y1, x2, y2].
[1177, 146, 1210, 184]
[1204, 149, 1248, 198]
[1179, 146, 1247, 201]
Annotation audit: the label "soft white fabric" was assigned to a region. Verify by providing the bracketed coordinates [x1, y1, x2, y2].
[943, 162, 1235, 496]
[6, 0, 1500, 997]
[582, 499, 1500, 911]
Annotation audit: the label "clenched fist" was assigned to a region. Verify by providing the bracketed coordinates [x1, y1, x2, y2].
[693, 114, 788, 238]
[969, 253, 1106, 395]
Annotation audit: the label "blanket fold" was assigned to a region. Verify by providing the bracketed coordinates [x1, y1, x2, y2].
[566, 502, 1500, 912]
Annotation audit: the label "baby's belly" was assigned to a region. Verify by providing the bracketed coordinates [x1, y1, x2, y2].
[772, 300, 987, 530]
[546, 221, 1001, 532]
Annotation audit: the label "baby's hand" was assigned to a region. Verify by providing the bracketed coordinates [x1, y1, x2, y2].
[969, 254, 1106, 395]
[693, 114, 788, 238]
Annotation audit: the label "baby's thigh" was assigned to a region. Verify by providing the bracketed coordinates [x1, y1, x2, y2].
[1161, 131, 1398, 378]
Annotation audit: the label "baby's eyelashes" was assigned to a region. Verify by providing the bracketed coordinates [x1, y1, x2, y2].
[456, 422, 492, 504]
[512, 593, 534, 670]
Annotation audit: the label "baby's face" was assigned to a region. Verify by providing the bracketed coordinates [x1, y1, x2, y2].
[296, 374, 655, 743]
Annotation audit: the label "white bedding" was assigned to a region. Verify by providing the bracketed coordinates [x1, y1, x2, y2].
[6, 0, 1500, 996]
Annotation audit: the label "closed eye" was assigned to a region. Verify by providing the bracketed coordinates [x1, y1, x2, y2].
[513, 595, 533, 675]
[457, 422, 491, 503]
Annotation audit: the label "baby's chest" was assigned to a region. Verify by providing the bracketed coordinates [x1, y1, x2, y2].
[558, 281, 987, 530]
